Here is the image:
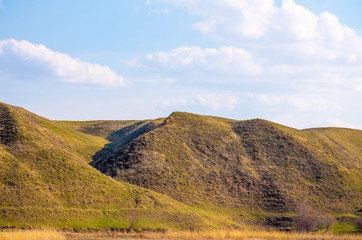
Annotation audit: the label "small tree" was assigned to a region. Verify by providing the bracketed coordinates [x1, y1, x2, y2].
[295, 204, 335, 232]
[295, 204, 317, 232]
[127, 208, 140, 232]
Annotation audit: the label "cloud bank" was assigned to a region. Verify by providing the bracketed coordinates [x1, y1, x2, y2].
[155, 0, 362, 64]
[147, 0, 362, 128]
[0, 39, 124, 86]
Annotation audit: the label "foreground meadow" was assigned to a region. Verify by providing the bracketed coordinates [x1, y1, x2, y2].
[0, 229, 361, 240]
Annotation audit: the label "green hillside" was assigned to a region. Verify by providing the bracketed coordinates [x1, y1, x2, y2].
[0, 103, 232, 230]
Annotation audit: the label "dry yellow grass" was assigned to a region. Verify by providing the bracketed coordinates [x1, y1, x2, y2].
[0, 229, 361, 240]
[159, 229, 362, 240]
[0, 229, 65, 240]
[65, 229, 362, 240]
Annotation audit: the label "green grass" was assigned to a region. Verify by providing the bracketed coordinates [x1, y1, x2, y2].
[333, 223, 358, 233]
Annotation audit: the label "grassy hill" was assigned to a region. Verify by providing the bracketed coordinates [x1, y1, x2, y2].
[1, 104, 361, 232]
[0, 103, 233, 230]
[91, 112, 361, 229]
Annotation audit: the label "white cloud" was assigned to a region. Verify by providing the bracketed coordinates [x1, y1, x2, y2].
[160, 0, 276, 39]
[0, 39, 125, 86]
[142, 46, 262, 75]
[159, 0, 362, 64]
[159, 93, 239, 111]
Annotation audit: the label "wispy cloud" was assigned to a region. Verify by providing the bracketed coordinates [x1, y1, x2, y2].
[159, 93, 239, 111]
[137, 46, 262, 76]
[0, 39, 125, 86]
[149, 8, 171, 14]
[246, 93, 341, 113]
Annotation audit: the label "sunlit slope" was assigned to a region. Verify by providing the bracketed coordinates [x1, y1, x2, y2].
[93, 112, 361, 213]
[0, 103, 230, 229]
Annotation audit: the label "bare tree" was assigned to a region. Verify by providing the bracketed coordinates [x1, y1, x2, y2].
[295, 204, 317, 232]
[295, 204, 335, 232]
[127, 208, 140, 232]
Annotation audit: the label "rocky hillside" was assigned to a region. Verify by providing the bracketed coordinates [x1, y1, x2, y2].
[92, 112, 361, 213]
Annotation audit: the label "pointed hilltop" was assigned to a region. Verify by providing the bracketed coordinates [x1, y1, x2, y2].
[0, 104, 230, 229]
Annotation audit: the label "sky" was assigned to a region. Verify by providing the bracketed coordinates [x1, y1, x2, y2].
[0, 0, 361, 129]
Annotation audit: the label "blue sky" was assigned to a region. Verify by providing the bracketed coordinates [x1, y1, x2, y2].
[0, 0, 361, 129]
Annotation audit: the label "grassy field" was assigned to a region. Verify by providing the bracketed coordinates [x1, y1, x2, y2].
[0, 229, 361, 240]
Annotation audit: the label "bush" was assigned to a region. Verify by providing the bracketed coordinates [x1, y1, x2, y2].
[127, 208, 140, 232]
[295, 204, 335, 232]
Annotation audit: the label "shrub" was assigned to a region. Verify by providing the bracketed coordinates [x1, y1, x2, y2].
[127, 208, 140, 232]
[295, 204, 335, 232]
